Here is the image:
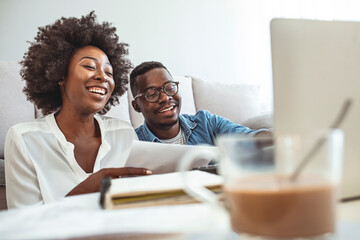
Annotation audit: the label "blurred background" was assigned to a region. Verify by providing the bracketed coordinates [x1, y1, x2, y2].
[1, 0, 360, 112]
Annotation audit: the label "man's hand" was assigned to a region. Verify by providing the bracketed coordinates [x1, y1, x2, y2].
[254, 130, 273, 148]
[66, 167, 152, 196]
[255, 130, 272, 138]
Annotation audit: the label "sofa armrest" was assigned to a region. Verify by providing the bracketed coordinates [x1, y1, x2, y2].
[241, 113, 273, 130]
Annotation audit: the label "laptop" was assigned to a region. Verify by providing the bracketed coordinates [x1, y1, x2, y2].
[270, 18, 360, 199]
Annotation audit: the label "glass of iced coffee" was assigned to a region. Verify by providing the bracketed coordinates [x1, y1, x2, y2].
[180, 129, 344, 239]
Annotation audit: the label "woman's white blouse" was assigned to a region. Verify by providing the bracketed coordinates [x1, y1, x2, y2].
[4, 113, 136, 209]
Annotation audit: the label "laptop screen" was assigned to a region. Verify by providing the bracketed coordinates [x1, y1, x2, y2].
[270, 18, 360, 199]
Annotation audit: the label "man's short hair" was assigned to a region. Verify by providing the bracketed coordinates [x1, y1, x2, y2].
[129, 61, 171, 98]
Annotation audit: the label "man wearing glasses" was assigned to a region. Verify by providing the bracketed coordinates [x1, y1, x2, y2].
[130, 61, 270, 145]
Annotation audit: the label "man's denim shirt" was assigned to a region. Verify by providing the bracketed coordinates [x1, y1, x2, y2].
[135, 110, 268, 145]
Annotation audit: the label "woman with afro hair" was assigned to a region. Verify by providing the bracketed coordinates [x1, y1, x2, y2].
[4, 12, 151, 209]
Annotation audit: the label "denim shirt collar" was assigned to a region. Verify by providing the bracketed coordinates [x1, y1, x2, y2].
[140, 115, 197, 143]
[179, 114, 197, 142]
[139, 121, 162, 142]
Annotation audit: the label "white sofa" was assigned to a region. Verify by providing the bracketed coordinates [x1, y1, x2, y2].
[0, 61, 273, 209]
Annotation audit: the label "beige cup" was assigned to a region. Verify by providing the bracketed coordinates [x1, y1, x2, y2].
[179, 129, 344, 239]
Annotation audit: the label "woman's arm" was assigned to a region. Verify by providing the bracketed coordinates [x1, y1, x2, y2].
[4, 127, 43, 209]
[66, 167, 152, 196]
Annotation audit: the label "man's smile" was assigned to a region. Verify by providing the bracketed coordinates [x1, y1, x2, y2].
[159, 106, 174, 113]
[157, 104, 177, 116]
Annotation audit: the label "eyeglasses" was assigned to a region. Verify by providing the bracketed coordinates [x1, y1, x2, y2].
[134, 81, 179, 103]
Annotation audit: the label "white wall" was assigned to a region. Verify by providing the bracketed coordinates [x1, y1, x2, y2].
[0, 0, 254, 82]
[0, 0, 274, 111]
[2, 0, 360, 112]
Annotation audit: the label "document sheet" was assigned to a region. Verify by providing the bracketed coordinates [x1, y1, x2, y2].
[125, 141, 216, 174]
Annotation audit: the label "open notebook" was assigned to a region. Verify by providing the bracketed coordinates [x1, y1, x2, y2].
[100, 171, 224, 209]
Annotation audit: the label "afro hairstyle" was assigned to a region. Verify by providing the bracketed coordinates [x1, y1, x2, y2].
[20, 11, 132, 115]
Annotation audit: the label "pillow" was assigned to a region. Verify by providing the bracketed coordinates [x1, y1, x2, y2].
[175, 76, 196, 115]
[0, 61, 35, 159]
[104, 91, 131, 124]
[192, 76, 262, 125]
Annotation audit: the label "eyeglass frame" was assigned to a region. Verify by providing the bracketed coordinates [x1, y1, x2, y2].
[134, 81, 179, 103]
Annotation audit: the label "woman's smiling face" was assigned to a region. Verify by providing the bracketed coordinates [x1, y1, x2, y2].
[60, 45, 115, 115]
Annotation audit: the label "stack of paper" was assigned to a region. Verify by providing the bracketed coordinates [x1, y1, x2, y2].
[125, 141, 216, 174]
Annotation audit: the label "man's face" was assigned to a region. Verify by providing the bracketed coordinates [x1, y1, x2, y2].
[132, 68, 182, 130]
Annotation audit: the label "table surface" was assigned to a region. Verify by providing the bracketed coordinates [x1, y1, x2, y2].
[0, 193, 359, 240]
[338, 199, 360, 221]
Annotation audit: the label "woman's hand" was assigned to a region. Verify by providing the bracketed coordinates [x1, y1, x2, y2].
[66, 167, 152, 196]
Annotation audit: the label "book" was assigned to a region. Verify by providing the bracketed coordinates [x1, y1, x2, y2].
[100, 171, 224, 209]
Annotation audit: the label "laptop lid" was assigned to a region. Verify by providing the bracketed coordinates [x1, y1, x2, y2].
[270, 18, 360, 199]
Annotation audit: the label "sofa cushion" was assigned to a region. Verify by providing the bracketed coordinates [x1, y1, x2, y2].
[192, 76, 262, 125]
[0, 61, 35, 159]
[128, 76, 196, 129]
[104, 91, 131, 124]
